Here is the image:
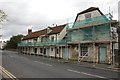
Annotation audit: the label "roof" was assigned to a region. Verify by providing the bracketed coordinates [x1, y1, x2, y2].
[23, 24, 66, 40]
[23, 29, 47, 40]
[75, 7, 104, 22]
[78, 7, 104, 15]
[48, 24, 66, 35]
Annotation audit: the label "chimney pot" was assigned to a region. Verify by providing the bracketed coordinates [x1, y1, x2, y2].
[28, 29, 32, 34]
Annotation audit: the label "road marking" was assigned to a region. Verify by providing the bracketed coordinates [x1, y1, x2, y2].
[94, 67, 120, 72]
[0, 66, 18, 80]
[67, 69, 111, 79]
[34, 61, 52, 66]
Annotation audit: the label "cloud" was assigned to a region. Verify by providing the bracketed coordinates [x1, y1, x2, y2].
[0, 0, 119, 41]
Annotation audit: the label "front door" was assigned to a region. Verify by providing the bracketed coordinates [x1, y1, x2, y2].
[63, 47, 68, 59]
[99, 47, 107, 63]
[44, 48, 46, 55]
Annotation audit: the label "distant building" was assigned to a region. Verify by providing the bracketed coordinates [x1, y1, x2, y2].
[0, 41, 6, 49]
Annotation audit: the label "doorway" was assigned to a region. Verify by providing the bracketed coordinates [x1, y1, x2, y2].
[99, 47, 107, 63]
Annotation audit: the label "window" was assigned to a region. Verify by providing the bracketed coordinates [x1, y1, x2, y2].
[34, 48, 37, 53]
[51, 36, 54, 41]
[34, 38, 37, 42]
[51, 48, 53, 51]
[85, 13, 91, 19]
[81, 46, 88, 56]
[40, 48, 43, 53]
[47, 28, 52, 33]
[56, 48, 59, 54]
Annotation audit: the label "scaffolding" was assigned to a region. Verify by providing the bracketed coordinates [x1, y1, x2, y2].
[18, 40, 66, 47]
[66, 14, 113, 42]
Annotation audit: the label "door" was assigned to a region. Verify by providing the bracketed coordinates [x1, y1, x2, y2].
[44, 48, 46, 55]
[63, 47, 68, 59]
[99, 47, 107, 63]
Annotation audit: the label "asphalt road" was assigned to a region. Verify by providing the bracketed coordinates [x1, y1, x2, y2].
[1, 50, 120, 79]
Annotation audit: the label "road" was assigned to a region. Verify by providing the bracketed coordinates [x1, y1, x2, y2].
[1, 50, 120, 79]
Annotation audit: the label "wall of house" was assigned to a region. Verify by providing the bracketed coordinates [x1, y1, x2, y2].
[49, 47, 55, 57]
[80, 44, 112, 64]
[76, 10, 102, 21]
[59, 47, 63, 58]
[69, 45, 78, 60]
[37, 37, 41, 42]
[49, 34, 57, 41]
[58, 27, 67, 40]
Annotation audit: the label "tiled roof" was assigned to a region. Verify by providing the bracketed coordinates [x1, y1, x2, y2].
[23, 24, 66, 40]
[23, 29, 47, 40]
[48, 24, 66, 35]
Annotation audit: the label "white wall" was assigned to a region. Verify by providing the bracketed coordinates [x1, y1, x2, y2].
[58, 27, 66, 40]
[49, 34, 57, 41]
[49, 47, 55, 57]
[76, 10, 102, 21]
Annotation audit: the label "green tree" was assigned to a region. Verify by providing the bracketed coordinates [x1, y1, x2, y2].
[5, 35, 24, 49]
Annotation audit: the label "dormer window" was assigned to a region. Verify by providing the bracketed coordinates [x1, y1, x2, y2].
[85, 13, 91, 19]
[47, 27, 52, 33]
[34, 38, 37, 42]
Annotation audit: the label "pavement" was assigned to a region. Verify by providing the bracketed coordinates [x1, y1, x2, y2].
[59, 60, 120, 72]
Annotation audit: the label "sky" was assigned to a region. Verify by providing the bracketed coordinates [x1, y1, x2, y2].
[0, 0, 119, 41]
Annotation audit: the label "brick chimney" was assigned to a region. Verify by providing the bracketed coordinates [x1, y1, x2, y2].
[28, 29, 32, 34]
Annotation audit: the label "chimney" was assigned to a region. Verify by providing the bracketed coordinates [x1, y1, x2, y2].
[28, 29, 32, 34]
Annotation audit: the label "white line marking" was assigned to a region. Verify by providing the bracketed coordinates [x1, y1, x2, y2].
[67, 69, 106, 79]
[94, 67, 120, 72]
[0, 66, 18, 80]
[34, 61, 52, 66]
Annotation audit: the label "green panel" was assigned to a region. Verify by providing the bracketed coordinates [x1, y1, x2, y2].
[18, 40, 67, 47]
[71, 29, 83, 41]
[82, 27, 93, 40]
[94, 24, 111, 40]
[68, 23, 111, 42]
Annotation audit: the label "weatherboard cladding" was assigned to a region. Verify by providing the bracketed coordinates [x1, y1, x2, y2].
[23, 24, 66, 40]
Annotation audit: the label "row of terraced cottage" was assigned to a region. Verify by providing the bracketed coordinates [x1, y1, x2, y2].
[18, 7, 119, 65]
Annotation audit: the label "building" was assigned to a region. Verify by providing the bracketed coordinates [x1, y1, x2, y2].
[18, 7, 118, 64]
[66, 7, 118, 64]
[0, 41, 6, 50]
[18, 24, 67, 59]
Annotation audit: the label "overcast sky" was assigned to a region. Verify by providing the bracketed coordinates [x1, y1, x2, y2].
[0, 0, 119, 41]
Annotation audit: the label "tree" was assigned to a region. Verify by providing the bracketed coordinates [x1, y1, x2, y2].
[5, 35, 24, 49]
[0, 10, 7, 23]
